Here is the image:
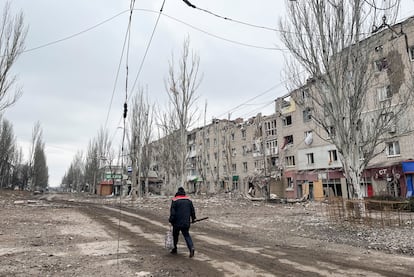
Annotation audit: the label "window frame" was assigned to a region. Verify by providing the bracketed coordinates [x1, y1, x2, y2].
[306, 153, 315, 165]
[386, 141, 400, 156]
[377, 85, 392, 102]
[283, 115, 292, 126]
[328, 149, 338, 163]
[243, 162, 248, 172]
[287, 177, 293, 189]
[302, 107, 312, 122]
[285, 155, 296, 167]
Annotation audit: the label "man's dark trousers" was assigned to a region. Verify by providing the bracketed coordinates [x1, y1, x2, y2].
[172, 225, 194, 250]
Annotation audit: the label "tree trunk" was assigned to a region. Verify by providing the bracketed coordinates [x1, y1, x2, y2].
[131, 157, 137, 201]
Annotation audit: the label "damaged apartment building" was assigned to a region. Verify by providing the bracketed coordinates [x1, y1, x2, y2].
[151, 16, 414, 199]
[273, 15, 414, 200]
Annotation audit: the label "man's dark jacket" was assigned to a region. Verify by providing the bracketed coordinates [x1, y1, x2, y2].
[169, 192, 196, 228]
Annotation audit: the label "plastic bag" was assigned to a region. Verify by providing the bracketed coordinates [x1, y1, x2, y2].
[164, 228, 174, 250]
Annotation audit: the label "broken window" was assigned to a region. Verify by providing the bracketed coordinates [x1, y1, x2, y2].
[374, 58, 389, 71]
[284, 135, 294, 145]
[287, 177, 294, 189]
[241, 129, 246, 139]
[327, 126, 336, 138]
[282, 115, 292, 126]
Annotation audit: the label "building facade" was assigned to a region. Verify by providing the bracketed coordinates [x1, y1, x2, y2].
[151, 17, 414, 199]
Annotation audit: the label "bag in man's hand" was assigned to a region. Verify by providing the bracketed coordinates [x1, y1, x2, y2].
[164, 228, 174, 250]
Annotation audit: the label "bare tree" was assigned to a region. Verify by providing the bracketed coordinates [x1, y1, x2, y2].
[279, 0, 412, 200]
[64, 128, 112, 192]
[30, 123, 48, 190]
[155, 104, 181, 195]
[128, 87, 154, 200]
[96, 127, 113, 166]
[65, 151, 84, 192]
[28, 121, 42, 190]
[84, 139, 99, 193]
[0, 2, 27, 112]
[11, 146, 23, 189]
[0, 117, 16, 187]
[165, 37, 202, 190]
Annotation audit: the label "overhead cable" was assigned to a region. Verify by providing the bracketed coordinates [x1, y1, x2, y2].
[181, 0, 279, 32]
[215, 82, 283, 119]
[20, 9, 285, 55]
[21, 10, 127, 54]
[129, 1, 166, 95]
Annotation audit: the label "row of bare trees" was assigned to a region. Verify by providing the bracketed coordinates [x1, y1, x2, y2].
[61, 38, 202, 196]
[0, 2, 49, 190]
[0, 118, 48, 190]
[61, 127, 112, 192]
[61, 1, 413, 204]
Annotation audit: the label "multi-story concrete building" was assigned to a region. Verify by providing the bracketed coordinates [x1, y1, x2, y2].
[150, 113, 285, 197]
[152, 16, 414, 199]
[275, 16, 414, 200]
[178, 113, 285, 197]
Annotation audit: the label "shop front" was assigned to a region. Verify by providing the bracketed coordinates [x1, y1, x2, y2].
[402, 160, 414, 198]
[364, 163, 404, 197]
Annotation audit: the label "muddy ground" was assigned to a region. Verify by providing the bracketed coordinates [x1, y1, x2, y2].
[1, 189, 414, 276]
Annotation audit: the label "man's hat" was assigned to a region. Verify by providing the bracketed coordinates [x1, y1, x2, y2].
[177, 187, 186, 194]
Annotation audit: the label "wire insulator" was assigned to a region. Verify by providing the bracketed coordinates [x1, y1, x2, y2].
[183, 0, 196, 8]
[123, 102, 128, 118]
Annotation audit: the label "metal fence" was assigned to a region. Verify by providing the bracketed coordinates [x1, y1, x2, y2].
[325, 197, 414, 228]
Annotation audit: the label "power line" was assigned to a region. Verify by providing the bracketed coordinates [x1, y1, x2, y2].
[20, 9, 285, 55]
[21, 10, 127, 54]
[104, 21, 130, 129]
[117, 0, 136, 269]
[181, 0, 280, 32]
[215, 82, 284, 119]
[129, 2, 166, 96]
[161, 12, 286, 51]
[108, 2, 166, 148]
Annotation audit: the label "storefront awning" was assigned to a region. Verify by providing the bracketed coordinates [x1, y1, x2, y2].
[402, 160, 414, 174]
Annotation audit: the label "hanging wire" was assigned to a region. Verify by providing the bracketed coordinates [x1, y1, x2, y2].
[181, 0, 279, 32]
[116, 0, 135, 269]
[130, 0, 166, 95]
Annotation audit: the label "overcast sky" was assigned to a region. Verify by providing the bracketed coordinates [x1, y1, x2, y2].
[4, 0, 414, 187]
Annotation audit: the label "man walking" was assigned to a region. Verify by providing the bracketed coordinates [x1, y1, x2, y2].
[169, 187, 196, 258]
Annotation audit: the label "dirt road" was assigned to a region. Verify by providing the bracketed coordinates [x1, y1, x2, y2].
[1, 191, 414, 276]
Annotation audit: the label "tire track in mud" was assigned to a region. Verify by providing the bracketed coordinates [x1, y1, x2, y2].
[98, 205, 414, 277]
[53, 199, 414, 277]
